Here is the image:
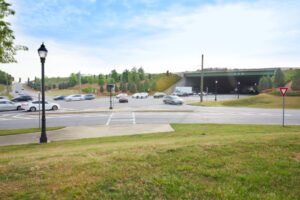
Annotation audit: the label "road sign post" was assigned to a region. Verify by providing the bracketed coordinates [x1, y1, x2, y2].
[280, 88, 288, 127]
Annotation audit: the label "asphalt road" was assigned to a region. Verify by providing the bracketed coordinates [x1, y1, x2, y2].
[1, 106, 299, 129]
[1, 83, 298, 129]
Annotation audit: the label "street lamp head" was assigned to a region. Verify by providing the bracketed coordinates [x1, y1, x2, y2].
[215, 80, 218, 84]
[38, 43, 48, 59]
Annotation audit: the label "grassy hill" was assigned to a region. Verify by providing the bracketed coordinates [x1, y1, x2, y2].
[191, 93, 300, 109]
[151, 73, 181, 92]
[0, 124, 299, 199]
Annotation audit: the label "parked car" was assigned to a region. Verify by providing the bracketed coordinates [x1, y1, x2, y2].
[84, 94, 95, 100]
[132, 93, 149, 99]
[163, 95, 184, 105]
[132, 93, 141, 98]
[12, 95, 32, 102]
[65, 94, 84, 101]
[116, 93, 128, 99]
[53, 96, 66, 101]
[21, 101, 60, 112]
[0, 100, 22, 111]
[153, 92, 166, 98]
[119, 95, 128, 103]
[140, 92, 149, 98]
[0, 96, 9, 100]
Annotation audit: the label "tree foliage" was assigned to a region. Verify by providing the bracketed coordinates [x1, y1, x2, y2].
[0, 0, 28, 63]
[273, 68, 285, 88]
[257, 76, 272, 92]
[291, 69, 300, 90]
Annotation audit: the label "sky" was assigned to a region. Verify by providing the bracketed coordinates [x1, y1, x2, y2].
[2, 0, 300, 81]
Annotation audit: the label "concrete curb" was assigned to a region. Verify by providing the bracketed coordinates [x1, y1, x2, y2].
[27, 109, 194, 115]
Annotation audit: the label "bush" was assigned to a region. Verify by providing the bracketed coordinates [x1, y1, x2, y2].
[100, 85, 104, 93]
[82, 86, 96, 93]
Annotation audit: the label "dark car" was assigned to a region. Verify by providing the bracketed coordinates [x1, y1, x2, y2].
[84, 94, 95, 100]
[12, 95, 32, 102]
[163, 95, 184, 105]
[119, 95, 128, 103]
[53, 96, 66, 100]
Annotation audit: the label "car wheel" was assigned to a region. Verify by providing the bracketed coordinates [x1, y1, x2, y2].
[52, 105, 58, 110]
[17, 106, 21, 110]
[30, 107, 36, 112]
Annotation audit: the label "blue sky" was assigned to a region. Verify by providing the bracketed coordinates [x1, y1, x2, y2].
[3, 0, 300, 80]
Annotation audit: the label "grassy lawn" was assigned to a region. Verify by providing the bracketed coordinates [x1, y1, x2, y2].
[0, 127, 65, 136]
[45, 89, 80, 97]
[191, 94, 300, 109]
[0, 124, 299, 199]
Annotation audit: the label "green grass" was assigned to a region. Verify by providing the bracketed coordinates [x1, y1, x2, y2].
[0, 127, 65, 136]
[0, 124, 299, 199]
[191, 94, 300, 109]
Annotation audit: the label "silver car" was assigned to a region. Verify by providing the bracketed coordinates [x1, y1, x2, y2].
[163, 95, 184, 105]
[0, 100, 22, 111]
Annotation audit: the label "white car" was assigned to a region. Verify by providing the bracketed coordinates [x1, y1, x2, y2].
[65, 94, 84, 101]
[132, 93, 149, 99]
[116, 93, 128, 99]
[0, 100, 22, 111]
[21, 101, 60, 112]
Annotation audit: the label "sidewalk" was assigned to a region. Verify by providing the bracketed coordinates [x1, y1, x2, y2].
[0, 124, 174, 146]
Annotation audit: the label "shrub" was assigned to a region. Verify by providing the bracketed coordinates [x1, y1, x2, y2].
[82, 86, 96, 93]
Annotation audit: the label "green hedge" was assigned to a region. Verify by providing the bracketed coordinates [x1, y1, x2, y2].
[267, 91, 300, 96]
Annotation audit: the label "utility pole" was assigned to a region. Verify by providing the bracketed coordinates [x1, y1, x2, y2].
[6, 73, 9, 94]
[200, 54, 204, 102]
[78, 72, 82, 94]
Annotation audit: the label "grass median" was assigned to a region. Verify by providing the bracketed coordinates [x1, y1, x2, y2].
[0, 127, 65, 136]
[0, 124, 300, 199]
[190, 93, 300, 109]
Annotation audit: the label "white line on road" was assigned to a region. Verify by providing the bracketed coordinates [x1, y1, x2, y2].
[106, 112, 113, 125]
[132, 112, 136, 124]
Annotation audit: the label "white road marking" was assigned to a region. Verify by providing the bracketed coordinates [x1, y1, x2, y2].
[106, 112, 113, 125]
[132, 112, 136, 124]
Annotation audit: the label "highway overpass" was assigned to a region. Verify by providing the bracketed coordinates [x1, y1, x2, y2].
[183, 68, 276, 94]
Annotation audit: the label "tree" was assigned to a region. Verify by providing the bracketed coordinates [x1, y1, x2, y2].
[137, 82, 144, 92]
[122, 69, 129, 82]
[257, 76, 272, 92]
[150, 81, 156, 91]
[100, 85, 104, 93]
[291, 69, 300, 90]
[68, 73, 78, 87]
[128, 81, 136, 93]
[0, 1, 28, 63]
[138, 67, 145, 80]
[144, 79, 150, 92]
[120, 82, 127, 92]
[110, 69, 118, 82]
[98, 74, 105, 86]
[87, 76, 94, 84]
[274, 68, 285, 88]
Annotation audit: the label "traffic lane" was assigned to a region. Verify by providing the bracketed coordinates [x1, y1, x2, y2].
[57, 94, 251, 111]
[0, 113, 110, 129]
[0, 108, 300, 129]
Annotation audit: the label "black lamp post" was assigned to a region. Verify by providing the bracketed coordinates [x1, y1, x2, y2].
[215, 80, 218, 101]
[38, 43, 48, 143]
[107, 84, 114, 109]
[237, 81, 240, 99]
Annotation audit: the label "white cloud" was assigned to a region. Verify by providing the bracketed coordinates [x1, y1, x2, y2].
[2, 0, 300, 81]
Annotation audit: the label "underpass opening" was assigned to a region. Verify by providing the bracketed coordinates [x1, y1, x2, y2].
[184, 68, 276, 94]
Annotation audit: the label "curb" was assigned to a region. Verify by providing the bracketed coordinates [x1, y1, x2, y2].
[27, 109, 194, 115]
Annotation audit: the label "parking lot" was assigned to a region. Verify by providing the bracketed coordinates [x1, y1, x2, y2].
[2, 83, 300, 129]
